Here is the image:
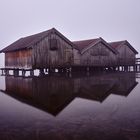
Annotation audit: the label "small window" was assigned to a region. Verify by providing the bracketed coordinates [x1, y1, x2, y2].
[49, 38, 58, 50]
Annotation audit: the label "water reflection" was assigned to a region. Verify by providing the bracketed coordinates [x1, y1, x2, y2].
[0, 72, 138, 116]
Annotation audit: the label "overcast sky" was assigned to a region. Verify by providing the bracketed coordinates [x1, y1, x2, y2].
[0, 0, 140, 67]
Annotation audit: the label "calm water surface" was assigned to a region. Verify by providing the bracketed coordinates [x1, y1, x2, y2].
[0, 72, 140, 140]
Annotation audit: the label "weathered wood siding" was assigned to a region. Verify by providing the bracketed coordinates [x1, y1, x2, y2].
[32, 33, 74, 68]
[73, 49, 80, 65]
[5, 49, 32, 68]
[80, 43, 117, 66]
[116, 44, 136, 65]
[5, 32, 77, 69]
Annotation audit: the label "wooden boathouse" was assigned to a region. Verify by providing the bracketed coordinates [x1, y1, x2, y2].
[0, 28, 139, 76]
[109, 40, 138, 71]
[73, 37, 118, 71]
[0, 28, 79, 76]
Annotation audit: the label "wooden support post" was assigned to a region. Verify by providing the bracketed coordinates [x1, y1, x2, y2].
[121, 66, 122, 71]
[30, 70, 34, 77]
[67, 67, 72, 73]
[1, 69, 4, 75]
[125, 66, 127, 71]
[128, 66, 130, 71]
[135, 65, 137, 71]
[118, 66, 120, 71]
[45, 68, 48, 72]
[136, 65, 138, 72]
[22, 70, 26, 77]
[124, 66, 126, 71]
[14, 69, 19, 77]
[124, 66, 128, 72]
[39, 69, 45, 76]
[127, 66, 129, 71]
[5, 70, 9, 76]
[133, 65, 136, 71]
[118, 66, 121, 71]
[113, 67, 116, 71]
[122, 66, 125, 71]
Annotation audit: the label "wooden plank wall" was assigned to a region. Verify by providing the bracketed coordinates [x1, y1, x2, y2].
[80, 42, 117, 67]
[5, 49, 32, 68]
[32, 33, 74, 69]
[116, 44, 136, 65]
[4, 36, 136, 69]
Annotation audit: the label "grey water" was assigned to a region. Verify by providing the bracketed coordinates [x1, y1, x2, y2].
[0, 72, 140, 140]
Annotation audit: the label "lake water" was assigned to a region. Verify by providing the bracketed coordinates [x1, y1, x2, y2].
[0, 72, 140, 140]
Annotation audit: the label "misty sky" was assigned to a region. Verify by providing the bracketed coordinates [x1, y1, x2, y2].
[0, 0, 140, 67]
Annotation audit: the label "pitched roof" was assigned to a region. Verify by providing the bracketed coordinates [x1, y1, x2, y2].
[109, 40, 138, 54]
[0, 28, 77, 53]
[73, 38, 100, 51]
[73, 37, 117, 54]
[109, 41, 124, 49]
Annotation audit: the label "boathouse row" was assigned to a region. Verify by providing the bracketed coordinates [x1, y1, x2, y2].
[0, 28, 138, 74]
[73, 37, 118, 67]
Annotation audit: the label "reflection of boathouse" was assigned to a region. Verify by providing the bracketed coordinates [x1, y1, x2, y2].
[1, 72, 138, 116]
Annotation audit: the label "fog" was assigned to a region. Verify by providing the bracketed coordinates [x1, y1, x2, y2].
[0, 0, 140, 67]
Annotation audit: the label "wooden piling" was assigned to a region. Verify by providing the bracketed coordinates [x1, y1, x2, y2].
[30, 70, 34, 77]
[14, 69, 19, 77]
[22, 70, 26, 77]
[39, 69, 45, 76]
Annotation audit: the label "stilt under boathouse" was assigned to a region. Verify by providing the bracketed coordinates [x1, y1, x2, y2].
[0, 28, 139, 77]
